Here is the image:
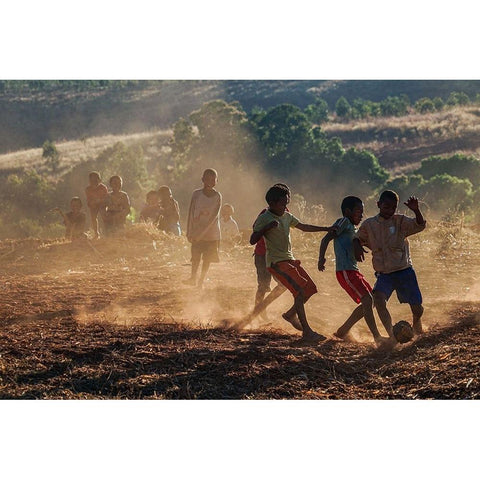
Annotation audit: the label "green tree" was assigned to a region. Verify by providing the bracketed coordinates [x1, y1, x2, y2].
[304, 98, 329, 124]
[254, 103, 311, 174]
[414, 154, 480, 188]
[335, 96, 351, 118]
[433, 97, 444, 110]
[380, 96, 409, 117]
[351, 98, 371, 118]
[414, 97, 436, 114]
[446, 91, 470, 106]
[420, 174, 473, 212]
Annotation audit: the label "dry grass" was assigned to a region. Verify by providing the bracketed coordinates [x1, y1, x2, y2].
[0, 221, 479, 399]
[0, 129, 172, 174]
[323, 106, 480, 172]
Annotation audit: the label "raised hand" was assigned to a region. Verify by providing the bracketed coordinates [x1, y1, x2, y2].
[404, 196, 419, 211]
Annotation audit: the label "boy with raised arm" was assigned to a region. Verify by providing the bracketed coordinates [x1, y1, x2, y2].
[318, 196, 388, 347]
[354, 190, 426, 339]
[251, 184, 334, 344]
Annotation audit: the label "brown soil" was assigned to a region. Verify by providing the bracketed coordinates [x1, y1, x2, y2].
[0, 225, 479, 399]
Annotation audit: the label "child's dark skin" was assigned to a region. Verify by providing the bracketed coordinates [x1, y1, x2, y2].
[249, 195, 336, 340]
[353, 195, 425, 337]
[318, 202, 388, 347]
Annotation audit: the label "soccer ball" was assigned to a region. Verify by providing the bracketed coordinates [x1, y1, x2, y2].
[393, 320, 414, 344]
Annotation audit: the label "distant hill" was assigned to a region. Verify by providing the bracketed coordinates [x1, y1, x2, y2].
[2, 79, 480, 154]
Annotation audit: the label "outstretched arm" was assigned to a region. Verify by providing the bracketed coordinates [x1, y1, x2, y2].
[318, 231, 335, 271]
[295, 223, 338, 233]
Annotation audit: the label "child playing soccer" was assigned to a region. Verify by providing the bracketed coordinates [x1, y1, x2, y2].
[251, 183, 291, 323]
[104, 175, 131, 235]
[318, 196, 389, 347]
[85, 171, 108, 239]
[251, 184, 334, 344]
[354, 190, 426, 339]
[184, 168, 222, 288]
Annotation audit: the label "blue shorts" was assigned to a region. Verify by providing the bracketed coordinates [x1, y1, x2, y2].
[373, 267, 422, 305]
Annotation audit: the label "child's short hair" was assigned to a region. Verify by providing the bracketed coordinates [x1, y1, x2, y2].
[109, 175, 122, 185]
[146, 190, 159, 201]
[158, 185, 172, 196]
[221, 203, 234, 215]
[341, 196, 363, 215]
[273, 182, 291, 195]
[71, 196, 82, 207]
[89, 171, 101, 181]
[378, 190, 399, 203]
[202, 168, 218, 179]
[266, 184, 289, 205]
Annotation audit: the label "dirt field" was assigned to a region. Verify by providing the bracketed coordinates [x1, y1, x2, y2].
[0, 224, 479, 399]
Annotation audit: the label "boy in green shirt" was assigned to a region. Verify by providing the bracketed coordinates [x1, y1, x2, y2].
[251, 184, 335, 344]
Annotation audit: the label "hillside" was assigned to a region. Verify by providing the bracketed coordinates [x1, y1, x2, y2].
[3, 80, 480, 154]
[323, 106, 480, 173]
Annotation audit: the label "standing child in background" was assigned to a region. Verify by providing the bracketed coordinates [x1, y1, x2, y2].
[53, 196, 87, 242]
[318, 196, 389, 347]
[85, 171, 108, 239]
[251, 184, 335, 344]
[354, 190, 426, 340]
[158, 185, 181, 236]
[104, 175, 131, 236]
[220, 204, 240, 247]
[139, 190, 161, 224]
[184, 169, 222, 288]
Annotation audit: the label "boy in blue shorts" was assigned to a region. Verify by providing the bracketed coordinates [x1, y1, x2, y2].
[354, 190, 426, 339]
[318, 196, 389, 346]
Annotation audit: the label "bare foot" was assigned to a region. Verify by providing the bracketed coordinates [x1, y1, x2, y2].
[333, 330, 356, 342]
[413, 319, 423, 335]
[300, 331, 327, 345]
[282, 313, 302, 331]
[183, 277, 196, 286]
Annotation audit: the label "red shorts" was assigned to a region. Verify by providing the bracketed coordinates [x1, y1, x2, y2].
[336, 270, 372, 304]
[268, 260, 317, 301]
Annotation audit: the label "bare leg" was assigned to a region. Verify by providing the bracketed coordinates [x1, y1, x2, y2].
[373, 291, 394, 337]
[89, 208, 99, 238]
[255, 288, 270, 321]
[334, 304, 364, 338]
[294, 292, 326, 342]
[198, 260, 211, 287]
[252, 284, 286, 318]
[184, 250, 200, 285]
[411, 304, 424, 334]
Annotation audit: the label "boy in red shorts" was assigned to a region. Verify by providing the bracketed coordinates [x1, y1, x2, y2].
[318, 196, 389, 347]
[251, 184, 334, 344]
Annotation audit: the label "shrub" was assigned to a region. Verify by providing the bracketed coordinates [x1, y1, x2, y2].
[415, 97, 436, 114]
[42, 140, 60, 171]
